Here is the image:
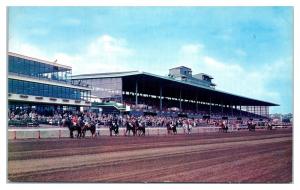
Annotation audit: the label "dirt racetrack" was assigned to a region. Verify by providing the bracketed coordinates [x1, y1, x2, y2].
[8, 128, 292, 183]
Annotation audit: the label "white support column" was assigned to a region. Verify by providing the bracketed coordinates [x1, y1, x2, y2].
[179, 89, 182, 111]
[209, 97, 211, 116]
[196, 95, 198, 113]
[221, 101, 224, 115]
[239, 105, 242, 117]
[159, 86, 162, 111]
[135, 81, 138, 106]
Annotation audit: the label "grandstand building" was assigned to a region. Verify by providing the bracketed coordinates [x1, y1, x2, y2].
[8, 52, 91, 115]
[72, 66, 278, 118]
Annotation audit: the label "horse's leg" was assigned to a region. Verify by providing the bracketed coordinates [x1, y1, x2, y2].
[116, 127, 119, 136]
[77, 127, 81, 138]
[70, 129, 74, 138]
[91, 129, 95, 138]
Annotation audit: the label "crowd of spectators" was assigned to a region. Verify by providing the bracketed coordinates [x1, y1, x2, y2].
[8, 108, 272, 129]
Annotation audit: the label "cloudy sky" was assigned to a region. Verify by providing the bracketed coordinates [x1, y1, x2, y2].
[8, 7, 293, 114]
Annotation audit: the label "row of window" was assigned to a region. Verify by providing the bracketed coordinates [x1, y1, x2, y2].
[8, 79, 90, 100]
[8, 55, 72, 83]
[73, 78, 122, 99]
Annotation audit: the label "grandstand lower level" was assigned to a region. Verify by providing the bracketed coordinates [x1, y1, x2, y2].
[73, 70, 278, 119]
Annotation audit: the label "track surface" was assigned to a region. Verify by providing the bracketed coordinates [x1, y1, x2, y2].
[8, 128, 292, 183]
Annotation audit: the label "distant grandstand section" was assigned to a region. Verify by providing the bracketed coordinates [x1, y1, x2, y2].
[72, 66, 278, 118]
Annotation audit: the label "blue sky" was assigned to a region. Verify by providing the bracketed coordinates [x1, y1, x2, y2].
[8, 7, 293, 114]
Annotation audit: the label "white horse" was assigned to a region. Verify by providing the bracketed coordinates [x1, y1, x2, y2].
[183, 123, 188, 135]
[187, 123, 192, 134]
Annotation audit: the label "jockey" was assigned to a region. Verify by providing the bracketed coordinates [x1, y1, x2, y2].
[72, 115, 78, 126]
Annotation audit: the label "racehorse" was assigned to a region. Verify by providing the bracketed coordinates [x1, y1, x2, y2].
[183, 122, 188, 135]
[125, 120, 136, 136]
[219, 121, 228, 133]
[266, 122, 273, 130]
[62, 117, 82, 138]
[248, 122, 256, 132]
[109, 119, 119, 136]
[81, 121, 96, 138]
[136, 121, 146, 136]
[167, 122, 177, 135]
[187, 123, 192, 134]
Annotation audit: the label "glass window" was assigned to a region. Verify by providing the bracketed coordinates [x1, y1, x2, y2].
[72, 89, 76, 99]
[48, 85, 53, 97]
[16, 80, 23, 94]
[33, 61, 38, 77]
[18, 58, 24, 75]
[34, 83, 40, 96]
[8, 79, 13, 92]
[8, 56, 14, 73]
[23, 81, 28, 94]
[61, 87, 66, 99]
[37, 83, 42, 97]
[52, 85, 57, 98]
[44, 84, 49, 97]
[29, 61, 34, 77]
[67, 88, 71, 99]
[57, 86, 62, 98]
[40, 63, 45, 79]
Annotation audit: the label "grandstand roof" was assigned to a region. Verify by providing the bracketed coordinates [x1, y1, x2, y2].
[72, 71, 279, 107]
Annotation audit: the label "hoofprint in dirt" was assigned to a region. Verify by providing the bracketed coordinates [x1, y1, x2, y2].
[8, 128, 292, 183]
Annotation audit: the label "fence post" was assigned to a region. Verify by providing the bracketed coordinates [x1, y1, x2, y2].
[38, 130, 41, 139]
[14, 131, 17, 140]
[58, 130, 61, 139]
[198, 127, 200, 134]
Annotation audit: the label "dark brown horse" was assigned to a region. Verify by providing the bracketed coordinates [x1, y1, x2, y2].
[248, 122, 256, 132]
[62, 118, 82, 138]
[136, 121, 146, 136]
[167, 122, 177, 135]
[81, 121, 96, 138]
[219, 122, 228, 133]
[125, 120, 136, 136]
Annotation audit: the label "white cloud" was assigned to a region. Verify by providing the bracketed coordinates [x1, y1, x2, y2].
[53, 34, 135, 74]
[87, 35, 134, 57]
[9, 39, 51, 61]
[177, 43, 291, 108]
[9, 35, 136, 75]
[176, 43, 204, 69]
[201, 56, 280, 103]
[180, 44, 204, 55]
